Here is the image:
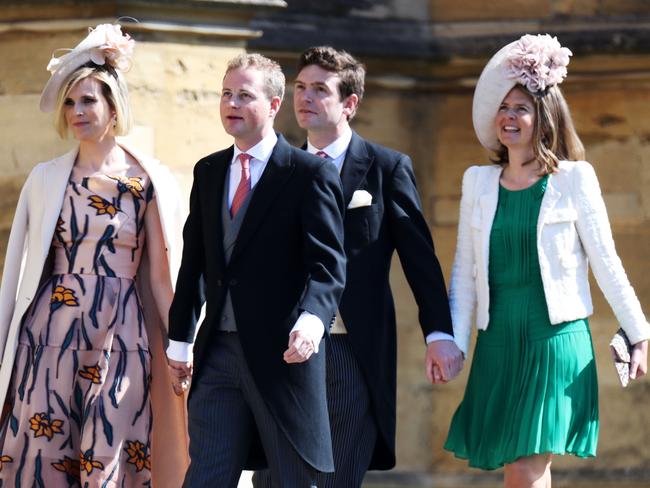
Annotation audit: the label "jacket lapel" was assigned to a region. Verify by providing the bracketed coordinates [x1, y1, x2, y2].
[229, 135, 295, 264]
[40, 148, 77, 256]
[207, 149, 231, 270]
[478, 166, 501, 279]
[536, 172, 562, 242]
[340, 131, 373, 206]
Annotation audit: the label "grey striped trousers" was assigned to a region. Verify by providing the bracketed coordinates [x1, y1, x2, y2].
[183, 332, 317, 488]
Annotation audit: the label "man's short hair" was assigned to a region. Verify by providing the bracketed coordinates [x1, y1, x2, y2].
[226, 53, 285, 101]
[297, 46, 365, 103]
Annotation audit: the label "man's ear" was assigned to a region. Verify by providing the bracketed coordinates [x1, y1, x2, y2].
[342, 93, 359, 119]
[270, 96, 282, 117]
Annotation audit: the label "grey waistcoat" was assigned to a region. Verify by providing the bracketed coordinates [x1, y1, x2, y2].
[218, 167, 255, 332]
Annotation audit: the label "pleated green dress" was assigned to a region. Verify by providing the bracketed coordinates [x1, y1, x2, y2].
[444, 175, 599, 470]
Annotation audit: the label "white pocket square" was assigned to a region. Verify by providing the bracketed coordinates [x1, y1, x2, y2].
[347, 190, 372, 209]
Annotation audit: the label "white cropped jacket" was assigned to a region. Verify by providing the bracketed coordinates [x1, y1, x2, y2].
[449, 160, 650, 355]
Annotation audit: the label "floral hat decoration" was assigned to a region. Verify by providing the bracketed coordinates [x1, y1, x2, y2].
[39, 23, 135, 112]
[472, 34, 573, 151]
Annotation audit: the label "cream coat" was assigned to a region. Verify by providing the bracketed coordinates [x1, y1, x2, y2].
[0, 142, 189, 486]
[450, 160, 650, 355]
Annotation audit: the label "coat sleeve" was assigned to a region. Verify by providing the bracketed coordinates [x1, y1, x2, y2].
[298, 159, 346, 328]
[573, 161, 650, 344]
[0, 166, 38, 358]
[168, 163, 207, 344]
[448, 166, 479, 356]
[387, 154, 453, 340]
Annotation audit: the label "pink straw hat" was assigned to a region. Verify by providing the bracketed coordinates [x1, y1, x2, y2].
[472, 34, 572, 151]
[40, 23, 135, 112]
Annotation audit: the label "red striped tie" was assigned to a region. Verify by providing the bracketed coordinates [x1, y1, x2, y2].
[231, 153, 251, 218]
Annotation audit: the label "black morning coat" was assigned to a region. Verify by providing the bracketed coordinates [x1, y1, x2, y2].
[168, 134, 346, 472]
[333, 131, 453, 469]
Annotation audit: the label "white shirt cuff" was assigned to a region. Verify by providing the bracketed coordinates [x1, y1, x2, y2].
[166, 339, 194, 362]
[425, 331, 456, 345]
[291, 311, 325, 353]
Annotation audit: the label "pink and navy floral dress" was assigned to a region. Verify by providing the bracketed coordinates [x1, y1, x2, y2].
[0, 168, 156, 486]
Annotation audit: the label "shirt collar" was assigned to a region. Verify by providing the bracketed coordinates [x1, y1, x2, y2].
[307, 126, 352, 159]
[232, 131, 278, 164]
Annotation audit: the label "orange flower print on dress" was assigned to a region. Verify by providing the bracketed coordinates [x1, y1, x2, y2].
[79, 364, 102, 384]
[0, 454, 13, 472]
[29, 413, 64, 440]
[88, 195, 118, 217]
[50, 285, 79, 311]
[52, 456, 81, 478]
[124, 440, 151, 472]
[79, 450, 104, 475]
[108, 175, 144, 199]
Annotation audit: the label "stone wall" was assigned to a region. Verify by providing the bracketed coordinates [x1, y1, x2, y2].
[1, 0, 650, 484]
[429, 0, 650, 20]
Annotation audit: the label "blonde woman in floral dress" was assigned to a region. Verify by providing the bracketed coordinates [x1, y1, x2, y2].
[0, 24, 188, 486]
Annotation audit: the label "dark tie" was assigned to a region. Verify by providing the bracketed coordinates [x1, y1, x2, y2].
[315, 150, 329, 159]
[231, 153, 251, 218]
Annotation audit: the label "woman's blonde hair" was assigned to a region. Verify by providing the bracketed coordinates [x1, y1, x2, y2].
[493, 84, 585, 174]
[53, 63, 132, 139]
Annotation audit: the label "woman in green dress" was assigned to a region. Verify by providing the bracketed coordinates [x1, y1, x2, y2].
[444, 34, 650, 487]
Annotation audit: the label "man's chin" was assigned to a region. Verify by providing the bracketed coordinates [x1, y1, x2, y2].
[224, 125, 244, 138]
[295, 120, 319, 132]
[296, 122, 312, 131]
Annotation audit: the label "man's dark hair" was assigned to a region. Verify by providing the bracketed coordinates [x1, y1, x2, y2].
[298, 46, 365, 103]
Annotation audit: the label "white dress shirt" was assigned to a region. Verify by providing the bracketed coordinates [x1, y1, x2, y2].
[307, 125, 352, 174]
[307, 128, 455, 346]
[228, 131, 276, 207]
[166, 131, 325, 362]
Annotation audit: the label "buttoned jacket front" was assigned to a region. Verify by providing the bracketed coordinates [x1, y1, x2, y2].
[449, 160, 650, 355]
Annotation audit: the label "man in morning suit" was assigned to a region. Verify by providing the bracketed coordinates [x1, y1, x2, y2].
[254, 47, 464, 488]
[166, 53, 346, 487]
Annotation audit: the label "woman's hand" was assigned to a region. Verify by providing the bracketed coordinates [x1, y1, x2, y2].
[630, 339, 648, 381]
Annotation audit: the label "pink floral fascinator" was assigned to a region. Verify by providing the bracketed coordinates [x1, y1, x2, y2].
[472, 34, 573, 151]
[40, 23, 135, 112]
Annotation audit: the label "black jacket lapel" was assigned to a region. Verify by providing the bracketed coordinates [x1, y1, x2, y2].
[340, 131, 373, 206]
[230, 134, 295, 264]
[206, 149, 231, 270]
